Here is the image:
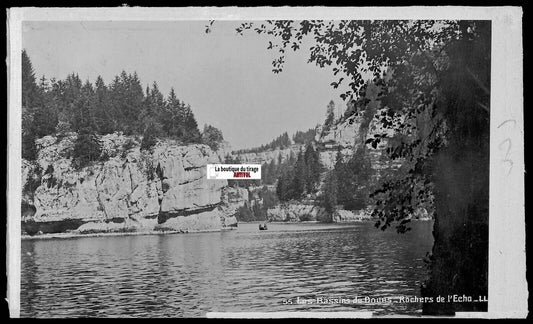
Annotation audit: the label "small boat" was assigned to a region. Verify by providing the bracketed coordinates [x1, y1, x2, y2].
[259, 223, 268, 230]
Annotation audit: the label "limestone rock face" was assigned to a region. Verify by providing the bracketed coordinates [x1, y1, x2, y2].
[153, 143, 226, 215]
[21, 133, 236, 235]
[316, 108, 398, 170]
[267, 203, 329, 222]
[332, 209, 373, 223]
[316, 113, 362, 149]
[266, 204, 374, 223]
[155, 208, 235, 232]
[232, 145, 302, 165]
[221, 187, 249, 215]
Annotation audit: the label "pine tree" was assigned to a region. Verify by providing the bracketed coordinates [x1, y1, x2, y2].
[201, 124, 224, 151]
[322, 100, 336, 136]
[276, 175, 286, 201]
[291, 150, 307, 197]
[22, 130, 38, 161]
[303, 143, 321, 193]
[334, 148, 353, 206]
[21, 50, 41, 109]
[109, 71, 144, 134]
[21, 107, 37, 160]
[288, 151, 296, 165]
[21, 50, 57, 156]
[55, 110, 72, 136]
[293, 128, 317, 144]
[71, 80, 97, 132]
[63, 73, 83, 107]
[72, 126, 102, 169]
[322, 171, 338, 219]
[141, 120, 162, 151]
[161, 87, 182, 138]
[94, 75, 115, 134]
[266, 159, 277, 184]
[18, 62, 209, 156]
[182, 104, 202, 143]
[32, 75, 58, 137]
[332, 147, 374, 210]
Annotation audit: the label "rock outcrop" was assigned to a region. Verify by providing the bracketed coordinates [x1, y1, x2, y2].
[232, 145, 302, 165]
[21, 133, 238, 236]
[332, 208, 373, 223]
[221, 186, 249, 215]
[267, 203, 329, 222]
[266, 204, 375, 223]
[316, 107, 402, 173]
[310, 82, 428, 222]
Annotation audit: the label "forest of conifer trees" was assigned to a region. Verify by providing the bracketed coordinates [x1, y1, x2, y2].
[21, 49, 223, 166]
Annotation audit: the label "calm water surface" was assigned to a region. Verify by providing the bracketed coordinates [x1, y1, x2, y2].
[21, 221, 434, 317]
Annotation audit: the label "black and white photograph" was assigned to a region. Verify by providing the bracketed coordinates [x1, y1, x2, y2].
[6, 7, 526, 318]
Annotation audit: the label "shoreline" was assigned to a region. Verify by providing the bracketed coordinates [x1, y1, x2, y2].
[21, 227, 238, 241]
[21, 219, 433, 241]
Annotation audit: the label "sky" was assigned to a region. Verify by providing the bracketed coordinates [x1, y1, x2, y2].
[22, 21, 347, 150]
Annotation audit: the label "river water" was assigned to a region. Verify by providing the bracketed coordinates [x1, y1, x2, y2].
[21, 221, 434, 317]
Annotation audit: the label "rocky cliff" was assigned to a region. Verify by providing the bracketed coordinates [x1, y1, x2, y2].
[265, 202, 375, 223]
[220, 88, 407, 223]
[315, 84, 402, 174]
[312, 86, 431, 221]
[21, 133, 238, 236]
[231, 144, 302, 165]
[256, 82, 427, 223]
[267, 203, 329, 222]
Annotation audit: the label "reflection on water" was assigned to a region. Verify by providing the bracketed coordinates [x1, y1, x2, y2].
[21, 221, 434, 317]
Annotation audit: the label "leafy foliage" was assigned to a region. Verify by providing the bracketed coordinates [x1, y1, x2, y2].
[201, 124, 224, 151]
[228, 19, 490, 312]
[231, 20, 489, 231]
